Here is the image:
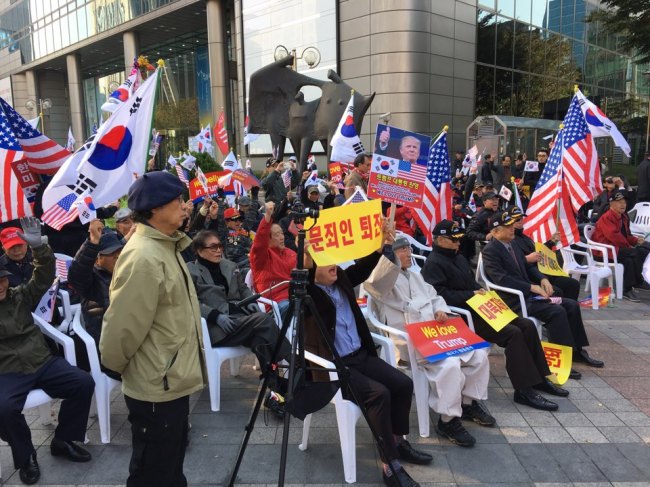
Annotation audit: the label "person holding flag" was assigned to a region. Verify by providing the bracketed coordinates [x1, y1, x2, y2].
[343, 153, 371, 199]
[0, 217, 94, 485]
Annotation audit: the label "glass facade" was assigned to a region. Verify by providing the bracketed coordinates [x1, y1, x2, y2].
[0, 0, 177, 64]
[476, 0, 650, 160]
[241, 0, 337, 155]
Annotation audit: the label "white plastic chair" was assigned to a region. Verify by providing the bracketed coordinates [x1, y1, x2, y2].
[69, 308, 120, 444]
[365, 296, 475, 439]
[629, 202, 650, 238]
[560, 244, 612, 309]
[395, 232, 432, 254]
[298, 333, 395, 484]
[1, 315, 77, 480]
[477, 254, 543, 338]
[584, 224, 624, 300]
[200, 318, 252, 412]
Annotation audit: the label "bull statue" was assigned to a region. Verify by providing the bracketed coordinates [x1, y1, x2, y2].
[246, 55, 375, 172]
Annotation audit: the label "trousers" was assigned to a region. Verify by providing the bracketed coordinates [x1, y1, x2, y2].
[527, 298, 589, 349]
[470, 312, 550, 389]
[0, 356, 94, 468]
[341, 349, 413, 462]
[125, 394, 190, 487]
[618, 246, 650, 291]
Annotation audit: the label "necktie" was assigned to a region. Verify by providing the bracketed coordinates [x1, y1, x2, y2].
[507, 244, 524, 276]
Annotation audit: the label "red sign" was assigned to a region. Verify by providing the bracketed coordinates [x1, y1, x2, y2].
[11, 158, 39, 203]
[328, 162, 343, 184]
[189, 170, 231, 201]
[405, 317, 490, 363]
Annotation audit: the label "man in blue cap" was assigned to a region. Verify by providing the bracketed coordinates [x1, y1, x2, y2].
[100, 172, 206, 487]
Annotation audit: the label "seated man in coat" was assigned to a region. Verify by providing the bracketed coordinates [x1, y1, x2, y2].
[0, 218, 94, 485]
[364, 237, 494, 448]
[422, 220, 567, 411]
[188, 230, 291, 415]
[592, 189, 650, 302]
[304, 224, 432, 487]
[481, 210, 604, 380]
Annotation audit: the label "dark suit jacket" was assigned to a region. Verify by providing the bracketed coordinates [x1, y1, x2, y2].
[481, 238, 545, 312]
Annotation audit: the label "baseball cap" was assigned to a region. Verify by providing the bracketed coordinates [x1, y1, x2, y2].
[490, 210, 516, 229]
[0, 227, 24, 250]
[114, 208, 132, 222]
[0, 263, 13, 278]
[432, 220, 464, 239]
[609, 190, 626, 202]
[506, 206, 525, 220]
[392, 237, 411, 251]
[224, 208, 242, 220]
[307, 185, 319, 194]
[238, 196, 252, 206]
[482, 191, 498, 200]
[98, 232, 125, 255]
[288, 156, 297, 162]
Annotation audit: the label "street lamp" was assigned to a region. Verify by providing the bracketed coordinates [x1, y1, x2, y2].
[273, 45, 321, 71]
[643, 71, 650, 152]
[25, 98, 52, 134]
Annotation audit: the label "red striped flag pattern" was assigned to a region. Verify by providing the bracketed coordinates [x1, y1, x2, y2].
[412, 131, 452, 245]
[175, 165, 189, 187]
[56, 259, 70, 282]
[42, 193, 79, 230]
[0, 108, 32, 223]
[559, 96, 602, 212]
[523, 131, 580, 247]
[215, 111, 229, 156]
[0, 97, 71, 175]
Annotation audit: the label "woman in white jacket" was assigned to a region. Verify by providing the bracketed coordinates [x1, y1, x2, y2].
[364, 237, 494, 447]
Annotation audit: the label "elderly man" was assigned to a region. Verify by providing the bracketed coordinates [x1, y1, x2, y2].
[0, 218, 94, 485]
[262, 159, 300, 204]
[481, 210, 603, 380]
[101, 172, 206, 487]
[422, 220, 566, 411]
[188, 229, 290, 416]
[249, 201, 296, 315]
[221, 208, 252, 270]
[344, 152, 371, 199]
[305, 228, 432, 487]
[592, 190, 650, 302]
[113, 208, 134, 240]
[365, 237, 493, 448]
[0, 226, 33, 287]
[466, 191, 500, 246]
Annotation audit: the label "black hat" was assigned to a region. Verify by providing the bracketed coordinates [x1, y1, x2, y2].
[98, 232, 125, 255]
[128, 172, 185, 212]
[0, 264, 13, 279]
[490, 210, 516, 229]
[609, 189, 626, 202]
[483, 191, 498, 200]
[474, 183, 485, 189]
[506, 205, 525, 219]
[238, 196, 252, 206]
[432, 220, 464, 239]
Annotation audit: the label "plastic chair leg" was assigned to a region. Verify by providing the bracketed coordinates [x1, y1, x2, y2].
[590, 274, 599, 310]
[95, 383, 112, 444]
[413, 372, 430, 438]
[37, 403, 52, 426]
[335, 403, 359, 484]
[298, 414, 312, 451]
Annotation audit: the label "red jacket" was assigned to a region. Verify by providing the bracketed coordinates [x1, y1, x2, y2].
[393, 206, 415, 237]
[591, 208, 637, 258]
[249, 217, 296, 302]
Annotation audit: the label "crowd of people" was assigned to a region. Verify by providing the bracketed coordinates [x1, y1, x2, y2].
[3, 146, 650, 487]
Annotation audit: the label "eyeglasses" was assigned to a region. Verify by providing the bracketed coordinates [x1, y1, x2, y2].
[605, 178, 614, 184]
[203, 243, 223, 251]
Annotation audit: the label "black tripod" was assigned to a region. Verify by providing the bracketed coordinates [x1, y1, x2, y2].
[227, 212, 389, 486]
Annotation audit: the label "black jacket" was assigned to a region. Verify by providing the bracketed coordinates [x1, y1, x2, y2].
[466, 207, 496, 242]
[421, 246, 481, 308]
[0, 251, 34, 288]
[481, 238, 545, 312]
[304, 251, 381, 381]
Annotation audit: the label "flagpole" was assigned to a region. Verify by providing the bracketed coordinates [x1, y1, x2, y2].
[555, 124, 565, 236]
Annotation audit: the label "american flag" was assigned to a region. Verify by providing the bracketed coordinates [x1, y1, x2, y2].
[55, 258, 71, 282]
[282, 170, 292, 188]
[523, 131, 580, 247]
[0, 108, 32, 223]
[342, 185, 368, 205]
[397, 159, 427, 182]
[412, 131, 452, 245]
[42, 193, 79, 230]
[175, 165, 189, 187]
[559, 96, 601, 212]
[215, 111, 229, 156]
[0, 98, 71, 175]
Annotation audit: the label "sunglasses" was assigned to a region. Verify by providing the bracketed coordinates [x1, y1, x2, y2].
[605, 179, 614, 183]
[203, 243, 223, 251]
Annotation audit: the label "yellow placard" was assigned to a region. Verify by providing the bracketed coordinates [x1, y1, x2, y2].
[541, 341, 572, 385]
[466, 290, 518, 332]
[535, 242, 568, 277]
[305, 199, 383, 266]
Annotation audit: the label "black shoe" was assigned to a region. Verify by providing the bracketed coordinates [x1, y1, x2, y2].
[574, 349, 604, 368]
[514, 388, 558, 411]
[19, 453, 40, 485]
[264, 391, 286, 418]
[435, 417, 476, 447]
[50, 437, 92, 462]
[396, 439, 433, 465]
[461, 400, 496, 427]
[569, 369, 582, 380]
[382, 467, 420, 487]
[533, 378, 570, 397]
[623, 289, 641, 302]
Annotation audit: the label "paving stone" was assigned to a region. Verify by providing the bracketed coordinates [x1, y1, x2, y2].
[511, 444, 570, 482]
[522, 412, 561, 427]
[597, 426, 643, 443]
[553, 412, 593, 427]
[545, 443, 608, 482]
[615, 443, 650, 478]
[501, 427, 540, 444]
[445, 443, 530, 483]
[583, 412, 625, 427]
[615, 411, 650, 426]
[492, 412, 528, 427]
[565, 427, 609, 443]
[580, 443, 649, 482]
[532, 427, 575, 444]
